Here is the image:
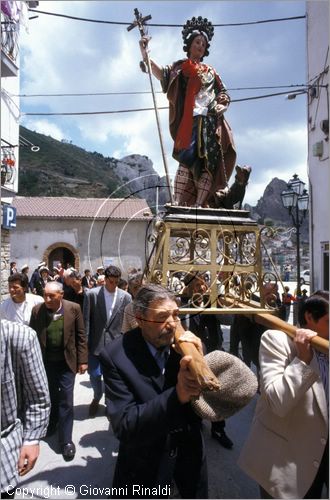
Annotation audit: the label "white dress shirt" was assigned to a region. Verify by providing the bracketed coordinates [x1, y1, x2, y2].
[103, 286, 117, 322]
[0, 293, 44, 325]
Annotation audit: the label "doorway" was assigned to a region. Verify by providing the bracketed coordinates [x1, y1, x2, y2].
[44, 242, 80, 272]
[48, 247, 75, 271]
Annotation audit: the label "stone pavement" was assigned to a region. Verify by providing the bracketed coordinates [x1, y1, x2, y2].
[14, 326, 260, 500]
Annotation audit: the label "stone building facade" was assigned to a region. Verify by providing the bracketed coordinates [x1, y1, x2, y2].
[9, 197, 152, 280]
[1, 228, 10, 297]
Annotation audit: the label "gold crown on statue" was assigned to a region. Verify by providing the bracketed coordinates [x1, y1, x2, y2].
[182, 16, 214, 43]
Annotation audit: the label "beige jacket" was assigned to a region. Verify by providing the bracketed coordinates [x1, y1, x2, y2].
[238, 329, 328, 499]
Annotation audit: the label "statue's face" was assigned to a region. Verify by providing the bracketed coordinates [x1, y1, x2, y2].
[189, 34, 207, 61]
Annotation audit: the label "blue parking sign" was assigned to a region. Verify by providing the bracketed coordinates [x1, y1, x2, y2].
[2, 205, 16, 229]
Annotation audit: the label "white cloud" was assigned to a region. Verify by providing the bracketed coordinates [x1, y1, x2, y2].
[244, 180, 270, 206]
[236, 125, 307, 172]
[235, 124, 308, 204]
[22, 119, 66, 141]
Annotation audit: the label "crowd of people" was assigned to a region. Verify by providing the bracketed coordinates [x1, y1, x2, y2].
[1, 259, 328, 499]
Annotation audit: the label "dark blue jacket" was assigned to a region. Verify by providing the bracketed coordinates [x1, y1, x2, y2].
[99, 328, 208, 498]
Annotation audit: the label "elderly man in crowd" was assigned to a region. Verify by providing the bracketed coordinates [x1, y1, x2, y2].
[30, 281, 88, 461]
[83, 265, 131, 418]
[1, 319, 50, 499]
[99, 284, 208, 498]
[238, 291, 329, 499]
[1, 273, 44, 325]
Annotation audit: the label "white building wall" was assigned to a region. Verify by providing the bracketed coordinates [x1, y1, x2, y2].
[1, 64, 20, 194]
[10, 218, 149, 276]
[306, 0, 330, 291]
[1, 6, 22, 300]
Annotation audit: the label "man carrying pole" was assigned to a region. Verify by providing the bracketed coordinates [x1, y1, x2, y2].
[238, 291, 329, 499]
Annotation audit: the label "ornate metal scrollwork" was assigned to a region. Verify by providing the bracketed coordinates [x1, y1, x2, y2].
[240, 233, 257, 265]
[151, 269, 163, 284]
[216, 230, 237, 265]
[169, 236, 191, 263]
[262, 272, 281, 309]
[241, 272, 259, 300]
[216, 230, 257, 267]
[154, 220, 166, 233]
[144, 210, 276, 314]
[192, 229, 211, 263]
[217, 292, 239, 309]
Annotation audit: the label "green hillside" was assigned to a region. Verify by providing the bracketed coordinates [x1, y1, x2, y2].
[18, 126, 130, 198]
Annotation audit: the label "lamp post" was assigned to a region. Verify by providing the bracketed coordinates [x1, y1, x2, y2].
[281, 174, 309, 298]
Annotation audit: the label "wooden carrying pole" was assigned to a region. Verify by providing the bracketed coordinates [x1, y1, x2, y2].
[219, 296, 329, 355]
[252, 311, 329, 355]
[174, 305, 328, 388]
[174, 322, 220, 391]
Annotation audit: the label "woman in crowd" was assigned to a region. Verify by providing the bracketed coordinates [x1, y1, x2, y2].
[35, 266, 53, 297]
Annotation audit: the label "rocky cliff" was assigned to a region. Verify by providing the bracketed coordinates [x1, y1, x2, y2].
[110, 154, 170, 208]
[244, 177, 309, 241]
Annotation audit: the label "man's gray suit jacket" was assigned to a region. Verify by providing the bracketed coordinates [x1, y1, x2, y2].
[1, 320, 50, 492]
[83, 286, 132, 355]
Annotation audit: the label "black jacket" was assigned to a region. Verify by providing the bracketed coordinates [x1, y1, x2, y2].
[99, 328, 208, 498]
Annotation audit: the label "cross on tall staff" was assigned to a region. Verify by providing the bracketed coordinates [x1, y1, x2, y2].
[127, 8, 174, 205]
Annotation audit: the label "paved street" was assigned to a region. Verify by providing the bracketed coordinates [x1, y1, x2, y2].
[14, 372, 259, 500]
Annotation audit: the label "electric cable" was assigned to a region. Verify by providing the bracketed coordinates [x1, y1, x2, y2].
[28, 9, 306, 27]
[309, 47, 329, 130]
[15, 84, 308, 98]
[20, 89, 307, 116]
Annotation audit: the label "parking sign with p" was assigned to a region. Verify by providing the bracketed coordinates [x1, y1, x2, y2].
[2, 204, 16, 229]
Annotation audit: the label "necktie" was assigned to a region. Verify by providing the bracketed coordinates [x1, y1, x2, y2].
[155, 349, 169, 374]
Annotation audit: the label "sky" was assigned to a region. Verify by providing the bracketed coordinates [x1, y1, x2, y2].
[19, 0, 309, 206]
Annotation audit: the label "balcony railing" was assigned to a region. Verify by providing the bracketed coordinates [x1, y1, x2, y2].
[1, 15, 19, 64]
[1, 143, 17, 187]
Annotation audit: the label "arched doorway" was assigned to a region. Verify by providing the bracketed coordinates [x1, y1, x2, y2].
[43, 242, 80, 272]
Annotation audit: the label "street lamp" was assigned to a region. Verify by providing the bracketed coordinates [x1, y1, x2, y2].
[281, 174, 309, 297]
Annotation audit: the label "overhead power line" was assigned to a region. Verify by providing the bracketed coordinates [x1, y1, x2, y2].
[233, 89, 307, 103]
[28, 9, 306, 27]
[21, 89, 307, 117]
[18, 91, 155, 98]
[16, 84, 308, 98]
[21, 107, 169, 116]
